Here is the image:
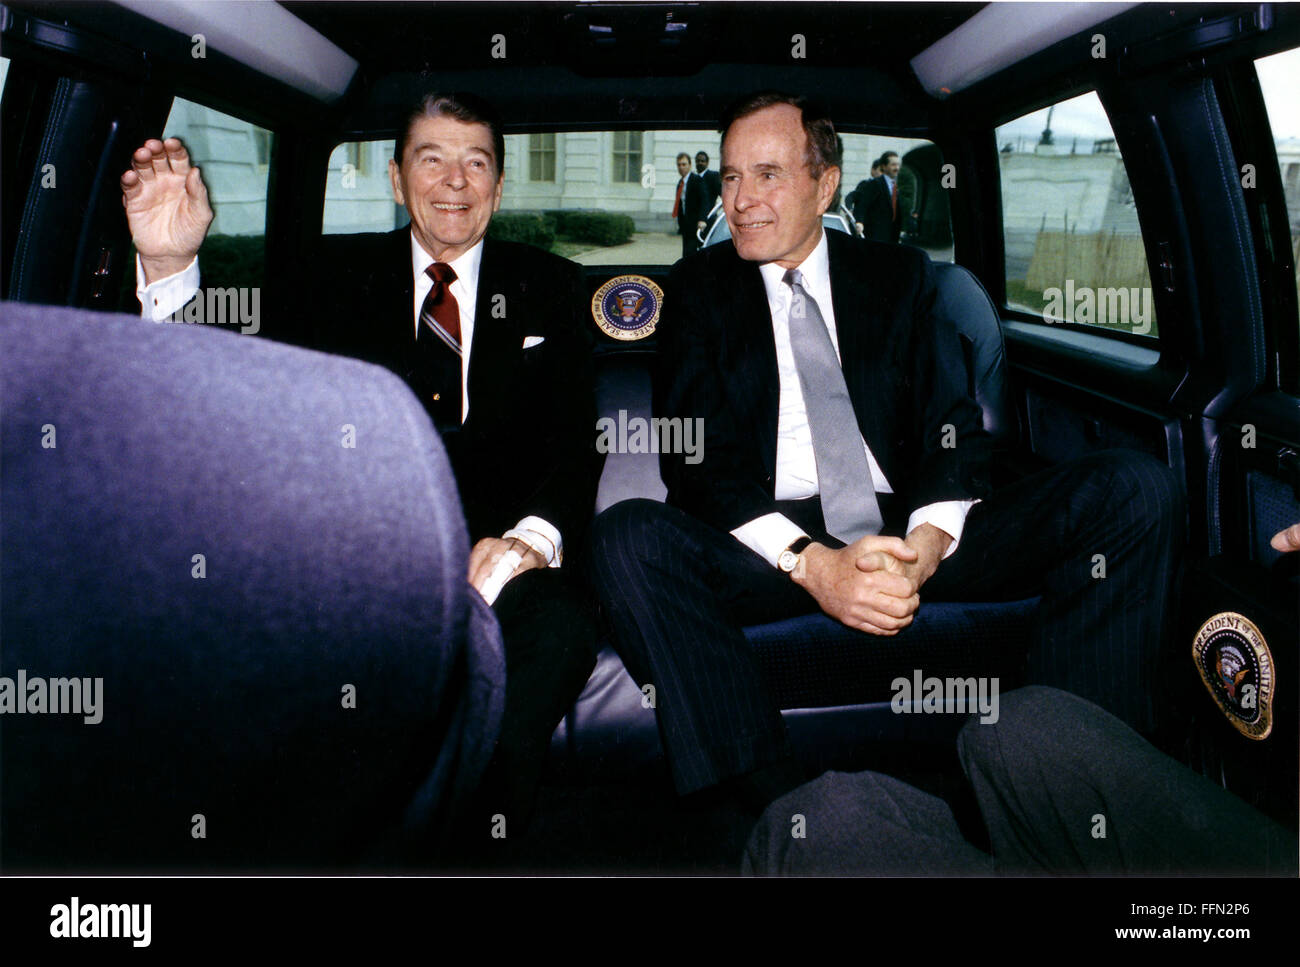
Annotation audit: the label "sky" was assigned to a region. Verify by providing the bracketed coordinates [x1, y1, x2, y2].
[996, 46, 1300, 149]
[1255, 47, 1300, 142]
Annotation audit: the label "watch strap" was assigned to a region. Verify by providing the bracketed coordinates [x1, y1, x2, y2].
[786, 536, 813, 556]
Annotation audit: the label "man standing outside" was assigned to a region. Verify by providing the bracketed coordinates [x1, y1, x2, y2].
[846, 157, 880, 238]
[120, 93, 602, 846]
[590, 92, 1181, 813]
[673, 151, 708, 258]
[695, 150, 722, 228]
[850, 150, 902, 243]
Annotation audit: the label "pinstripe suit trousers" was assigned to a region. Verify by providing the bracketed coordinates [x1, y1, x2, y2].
[590, 448, 1183, 796]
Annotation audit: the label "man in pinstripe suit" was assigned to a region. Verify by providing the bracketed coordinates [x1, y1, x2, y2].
[590, 92, 1183, 811]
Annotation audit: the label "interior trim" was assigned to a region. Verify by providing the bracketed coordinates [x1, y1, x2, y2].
[1003, 319, 1162, 370]
[110, 0, 358, 102]
[911, 1, 1140, 97]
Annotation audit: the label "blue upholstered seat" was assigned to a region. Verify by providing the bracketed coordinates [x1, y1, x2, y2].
[0, 303, 505, 870]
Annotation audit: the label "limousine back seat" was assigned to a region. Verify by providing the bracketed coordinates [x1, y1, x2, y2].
[549, 261, 1037, 779]
[0, 302, 507, 869]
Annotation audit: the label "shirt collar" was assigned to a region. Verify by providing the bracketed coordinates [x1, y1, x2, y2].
[410, 231, 484, 296]
[757, 228, 830, 306]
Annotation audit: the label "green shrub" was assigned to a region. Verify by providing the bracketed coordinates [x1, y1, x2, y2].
[546, 210, 635, 247]
[488, 212, 555, 250]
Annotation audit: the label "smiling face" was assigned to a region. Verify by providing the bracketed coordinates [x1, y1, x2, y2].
[720, 103, 839, 268]
[388, 112, 503, 263]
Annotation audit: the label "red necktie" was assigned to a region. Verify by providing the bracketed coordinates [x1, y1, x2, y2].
[416, 262, 463, 428]
[672, 178, 683, 219]
[891, 178, 898, 220]
[420, 262, 461, 348]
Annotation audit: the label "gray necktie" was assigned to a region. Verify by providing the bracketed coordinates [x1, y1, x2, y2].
[783, 268, 883, 543]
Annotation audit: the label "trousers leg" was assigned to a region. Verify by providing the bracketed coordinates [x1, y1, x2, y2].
[925, 449, 1183, 733]
[680, 228, 699, 259]
[478, 567, 598, 828]
[957, 686, 1299, 875]
[590, 499, 821, 795]
[742, 771, 993, 875]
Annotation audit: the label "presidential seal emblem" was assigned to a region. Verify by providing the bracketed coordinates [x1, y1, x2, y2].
[1192, 611, 1274, 740]
[592, 274, 662, 341]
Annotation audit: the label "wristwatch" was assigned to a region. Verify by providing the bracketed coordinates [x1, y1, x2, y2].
[777, 536, 814, 574]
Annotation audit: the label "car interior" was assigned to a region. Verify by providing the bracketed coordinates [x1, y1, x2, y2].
[2, 1, 1298, 876]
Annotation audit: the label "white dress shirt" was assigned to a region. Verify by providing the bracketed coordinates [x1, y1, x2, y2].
[411, 233, 480, 423]
[136, 231, 564, 567]
[136, 255, 200, 320]
[729, 231, 975, 567]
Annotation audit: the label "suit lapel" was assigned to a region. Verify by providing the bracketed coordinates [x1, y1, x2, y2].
[466, 239, 519, 423]
[827, 231, 889, 465]
[727, 248, 780, 477]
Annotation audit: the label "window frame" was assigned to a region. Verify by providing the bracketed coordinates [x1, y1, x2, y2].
[528, 131, 556, 183]
[992, 87, 1162, 347]
[321, 137, 402, 237]
[610, 130, 643, 185]
[163, 93, 275, 240]
[1215, 47, 1300, 393]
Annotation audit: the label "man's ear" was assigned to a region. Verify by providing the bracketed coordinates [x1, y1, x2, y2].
[388, 158, 405, 207]
[493, 172, 504, 212]
[819, 165, 841, 214]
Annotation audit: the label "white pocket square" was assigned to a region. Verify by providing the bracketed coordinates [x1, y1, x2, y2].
[522, 336, 545, 349]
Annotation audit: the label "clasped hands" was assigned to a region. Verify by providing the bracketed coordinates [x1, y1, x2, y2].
[792, 523, 952, 636]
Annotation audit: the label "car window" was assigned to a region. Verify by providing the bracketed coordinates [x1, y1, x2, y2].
[1254, 45, 1300, 343]
[0, 56, 9, 97]
[324, 130, 951, 264]
[324, 138, 404, 234]
[997, 91, 1157, 338]
[159, 96, 269, 290]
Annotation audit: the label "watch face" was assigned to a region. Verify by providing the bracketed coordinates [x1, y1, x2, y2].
[778, 550, 797, 572]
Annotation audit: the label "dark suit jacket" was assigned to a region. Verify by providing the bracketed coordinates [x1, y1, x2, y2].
[308, 229, 601, 551]
[849, 177, 898, 243]
[699, 168, 722, 215]
[656, 230, 991, 535]
[675, 172, 709, 236]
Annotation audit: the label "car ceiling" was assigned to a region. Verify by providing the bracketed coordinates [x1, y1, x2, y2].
[11, 2, 1286, 137]
[286, 1, 985, 133]
[285, 2, 985, 75]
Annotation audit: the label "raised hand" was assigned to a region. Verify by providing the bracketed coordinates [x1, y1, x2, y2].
[120, 138, 213, 284]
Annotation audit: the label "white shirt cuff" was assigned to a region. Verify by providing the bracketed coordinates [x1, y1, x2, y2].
[503, 515, 563, 568]
[137, 254, 199, 322]
[906, 499, 978, 560]
[731, 512, 809, 569]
